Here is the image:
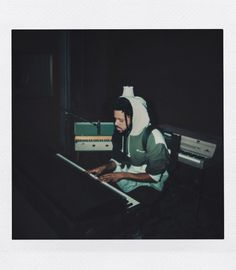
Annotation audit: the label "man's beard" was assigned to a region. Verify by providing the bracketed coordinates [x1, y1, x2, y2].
[115, 124, 132, 135]
[116, 126, 124, 133]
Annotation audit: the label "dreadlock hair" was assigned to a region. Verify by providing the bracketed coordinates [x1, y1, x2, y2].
[113, 97, 133, 128]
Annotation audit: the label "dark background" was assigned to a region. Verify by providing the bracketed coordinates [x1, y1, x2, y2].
[12, 30, 223, 154]
[12, 30, 223, 239]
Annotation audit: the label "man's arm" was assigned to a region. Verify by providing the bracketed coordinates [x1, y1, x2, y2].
[87, 160, 116, 176]
[99, 172, 155, 183]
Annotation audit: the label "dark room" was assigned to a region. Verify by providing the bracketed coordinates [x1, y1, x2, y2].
[12, 29, 223, 239]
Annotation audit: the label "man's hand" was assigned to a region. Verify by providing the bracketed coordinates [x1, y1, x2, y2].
[87, 165, 105, 176]
[99, 172, 125, 183]
[87, 161, 117, 177]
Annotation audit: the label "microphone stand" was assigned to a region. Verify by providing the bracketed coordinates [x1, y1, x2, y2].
[61, 109, 102, 161]
[64, 111, 101, 135]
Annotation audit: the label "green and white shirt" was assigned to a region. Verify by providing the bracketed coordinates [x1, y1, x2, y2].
[111, 95, 170, 193]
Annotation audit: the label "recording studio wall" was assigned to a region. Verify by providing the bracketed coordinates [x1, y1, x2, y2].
[12, 30, 67, 151]
[13, 30, 223, 153]
[70, 30, 223, 138]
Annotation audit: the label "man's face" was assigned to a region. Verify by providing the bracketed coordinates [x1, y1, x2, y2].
[114, 110, 131, 133]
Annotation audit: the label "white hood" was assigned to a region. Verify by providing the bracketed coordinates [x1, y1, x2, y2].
[124, 96, 150, 136]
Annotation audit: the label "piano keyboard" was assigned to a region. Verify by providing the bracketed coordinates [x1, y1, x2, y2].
[56, 153, 140, 209]
[178, 152, 205, 169]
[75, 136, 112, 151]
[160, 124, 221, 169]
[167, 148, 205, 169]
